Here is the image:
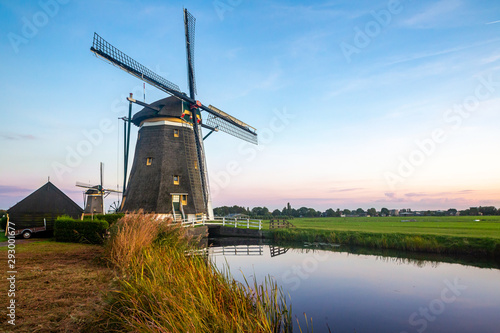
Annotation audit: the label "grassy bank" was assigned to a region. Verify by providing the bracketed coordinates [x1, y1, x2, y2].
[96, 213, 292, 332]
[1, 215, 293, 332]
[0, 241, 113, 332]
[272, 228, 500, 258]
[268, 216, 500, 257]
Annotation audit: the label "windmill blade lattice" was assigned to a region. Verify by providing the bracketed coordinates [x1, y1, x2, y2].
[76, 182, 95, 189]
[205, 106, 258, 145]
[91, 33, 181, 94]
[184, 9, 197, 96]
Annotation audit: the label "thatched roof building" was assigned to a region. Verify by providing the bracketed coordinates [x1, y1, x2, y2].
[7, 181, 83, 229]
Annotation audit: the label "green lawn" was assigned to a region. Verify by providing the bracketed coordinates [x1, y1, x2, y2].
[279, 216, 500, 239]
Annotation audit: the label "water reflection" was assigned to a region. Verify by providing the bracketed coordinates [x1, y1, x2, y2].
[206, 240, 500, 333]
[270, 245, 289, 257]
[374, 255, 440, 269]
[210, 245, 264, 256]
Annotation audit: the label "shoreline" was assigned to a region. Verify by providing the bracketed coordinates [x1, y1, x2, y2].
[269, 228, 500, 258]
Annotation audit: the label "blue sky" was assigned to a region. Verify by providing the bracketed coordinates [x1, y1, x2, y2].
[1, 0, 499, 211]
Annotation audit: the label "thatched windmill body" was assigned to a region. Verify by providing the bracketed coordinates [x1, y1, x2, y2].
[90, 9, 258, 220]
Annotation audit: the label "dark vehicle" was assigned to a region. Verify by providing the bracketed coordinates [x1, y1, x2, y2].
[8, 218, 47, 239]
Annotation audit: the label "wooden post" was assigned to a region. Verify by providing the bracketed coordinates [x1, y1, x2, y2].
[223, 217, 225, 226]
[247, 218, 250, 229]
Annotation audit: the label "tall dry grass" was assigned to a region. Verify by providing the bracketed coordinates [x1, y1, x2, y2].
[97, 212, 292, 332]
[105, 212, 184, 272]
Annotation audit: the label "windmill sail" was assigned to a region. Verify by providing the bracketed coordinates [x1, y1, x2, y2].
[91, 33, 181, 96]
[91, 32, 257, 144]
[184, 8, 197, 95]
[76, 182, 95, 189]
[205, 105, 258, 144]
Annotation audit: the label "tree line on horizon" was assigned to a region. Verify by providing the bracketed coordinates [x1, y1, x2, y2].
[212, 204, 500, 218]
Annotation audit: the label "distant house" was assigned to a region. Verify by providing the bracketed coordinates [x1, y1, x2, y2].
[7, 181, 83, 233]
[389, 209, 399, 216]
[224, 213, 249, 219]
[399, 211, 416, 217]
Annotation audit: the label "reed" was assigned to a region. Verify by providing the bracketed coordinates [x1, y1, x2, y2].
[97, 212, 292, 332]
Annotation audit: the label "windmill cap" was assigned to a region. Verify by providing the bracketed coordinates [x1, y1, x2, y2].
[132, 96, 183, 126]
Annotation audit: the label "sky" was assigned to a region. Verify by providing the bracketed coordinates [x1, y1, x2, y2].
[1, 0, 499, 212]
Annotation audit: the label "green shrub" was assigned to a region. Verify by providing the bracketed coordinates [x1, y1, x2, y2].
[94, 213, 124, 226]
[54, 216, 108, 244]
[0, 216, 7, 231]
[83, 213, 124, 226]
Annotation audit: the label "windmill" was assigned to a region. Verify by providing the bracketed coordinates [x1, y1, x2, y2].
[90, 8, 258, 220]
[76, 162, 121, 215]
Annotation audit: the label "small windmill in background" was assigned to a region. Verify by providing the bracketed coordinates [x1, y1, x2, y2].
[76, 162, 121, 215]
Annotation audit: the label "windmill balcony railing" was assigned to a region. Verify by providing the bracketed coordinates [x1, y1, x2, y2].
[180, 216, 262, 230]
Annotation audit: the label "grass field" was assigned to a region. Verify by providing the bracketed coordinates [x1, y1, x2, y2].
[0, 240, 112, 332]
[283, 216, 500, 239]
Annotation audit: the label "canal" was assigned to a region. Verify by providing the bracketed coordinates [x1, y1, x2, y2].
[208, 239, 500, 333]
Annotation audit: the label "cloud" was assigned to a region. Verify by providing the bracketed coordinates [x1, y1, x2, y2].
[0, 185, 33, 197]
[480, 54, 500, 65]
[405, 190, 476, 198]
[268, 3, 358, 22]
[382, 38, 500, 67]
[328, 187, 364, 193]
[384, 192, 396, 198]
[401, 0, 462, 29]
[405, 192, 427, 197]
[224, 47, 243, 60]
[0, 133, 35, 141]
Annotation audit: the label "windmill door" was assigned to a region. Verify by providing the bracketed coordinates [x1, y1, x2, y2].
[172, 194, 187, 221]
[172, 195, 180, 213]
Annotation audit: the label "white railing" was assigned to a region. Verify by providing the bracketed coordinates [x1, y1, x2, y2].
[180, 215, 207, 227]
[210, 217, 262, 230]
[179, 216, 262, 230]
[188, 245, 264, 257]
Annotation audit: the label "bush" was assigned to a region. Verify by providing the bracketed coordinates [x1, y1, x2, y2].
[94, 213, 124, 226]
[54, 216, 108, 244]
[0, 216, 7, 231]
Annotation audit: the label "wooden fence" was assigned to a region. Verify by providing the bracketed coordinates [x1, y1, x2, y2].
[269, 218, 295, 229]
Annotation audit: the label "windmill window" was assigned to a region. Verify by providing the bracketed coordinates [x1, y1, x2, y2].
[181, 195, 187, 206]
[194, 160, 198, 170]
[174, 129, 179, 137]
[146, 157, 153, 166]
[173, 175, 180, 185]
